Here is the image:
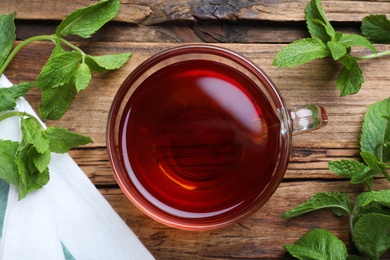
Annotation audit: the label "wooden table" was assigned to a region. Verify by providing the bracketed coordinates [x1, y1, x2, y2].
[2, 0, 390, 258]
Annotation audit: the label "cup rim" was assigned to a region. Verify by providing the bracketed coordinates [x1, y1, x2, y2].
[106, 44, 292, 231]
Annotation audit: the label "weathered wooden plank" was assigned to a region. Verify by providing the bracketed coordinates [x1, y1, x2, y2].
[1, 0, 390, 25]
[5, 42, 389, 150]
[14, 20, 360, 44]
[100, 179, 390, 259]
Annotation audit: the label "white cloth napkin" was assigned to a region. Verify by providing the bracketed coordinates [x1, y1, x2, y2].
[0, 74, 154, 260]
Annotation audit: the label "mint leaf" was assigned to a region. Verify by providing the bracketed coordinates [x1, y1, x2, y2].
[336, 55, 364, 96]
[0, 82, 33, 112]
[338, 34, 376, 53]
[328, 159, 373, 188]
[56, 0, 121, 38]
[284, 244, 326, 260]
[360, 98, 390, 163]
[85, 53, 132, 72]
[361, 151, 389, 183]
[354, 190, 390, 211]
[15, 117, 51, 199]
[45, 126, 92, 153]
[353, 213, 390, 260]
[327, 41, 347, 60]
[0, 140, 19, 187]
[20, 117, 50, 154]
[328, 160, 370, 178]
[281, 192, 352, 219]
[284, 229, 348, 260]
[39, 81, 78, 120]
[74, 62, 91, 92]
[361, 15, 390, 44]
[272, 37, 329, 67]
[33, 149, 51, 174]
[36, 46, 81, 90]
[15, 143, 50, 200]
[353, 190, 390, 226]
[0, 13, 16, 66]
[305, 0, 335, 43]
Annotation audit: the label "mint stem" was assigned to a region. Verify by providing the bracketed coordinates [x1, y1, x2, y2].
[355, 50, 390, 60]
[0, 111, 43, 129]
[381, 168, 390, 182]
[0, 34, 85, 76]
[0, 35, 54, 75]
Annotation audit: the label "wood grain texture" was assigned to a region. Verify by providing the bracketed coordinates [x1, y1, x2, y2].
[13, 20, 361, 44]
[101, 179, 390, 259]
[2, 0, 390, 258]
[2, 0, 390, 24]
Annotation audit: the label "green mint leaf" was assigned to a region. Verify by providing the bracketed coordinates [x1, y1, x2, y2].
[328, 159, 373, 188]
[74, 62, 91, 92]
[0, 82, 33, 112]
[45, 126, 93, 154]
[0, 140, 19, 187]
[281, 192, 352, 219]
[328, 160, 370, 178]
[360, 98, 390, 163]
[272, 37, 329, 67]
[284, 244, 326, 260]
[360, 151, 389, 184]
[284, 228, 348, 260]
[33, 149, 51, 174]
[36, 46, 81, 90]
[353, 213, 390, 260]
[338, 33, 377, 53]
[354, 190, 390, 211]
[305, 0, 335, 43]
[353, 190, 390, 226]
[39, 81, 77, 120]
[327, 41, 347, 60]
[15, 143, 50, 200]
[85, 53, 132, 72]
[20, 117, 49, 154]
[55, 0, 121, 38]
[336, 55, 364, 96]
[0, 13, 16, 67]
[361, 15, 390, 44]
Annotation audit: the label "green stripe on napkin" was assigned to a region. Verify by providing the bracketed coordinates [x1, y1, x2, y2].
[62, 243, 76, 260]
[0, 179, 10, 237]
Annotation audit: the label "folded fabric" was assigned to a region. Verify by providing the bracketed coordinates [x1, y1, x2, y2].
[0, 75, 154, 260]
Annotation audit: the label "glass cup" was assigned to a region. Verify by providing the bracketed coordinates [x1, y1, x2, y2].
[106, 44, 327, 231]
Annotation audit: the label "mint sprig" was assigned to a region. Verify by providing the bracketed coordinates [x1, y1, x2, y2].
[283, 98, 390, 259]
[273, 0, 390, 96]
[0, 0, 130, 199]
[0, 0, 131, 120]
[329, 98, 390, 189]
[0, 112, 92, 199]
[284, 190, 390, 260]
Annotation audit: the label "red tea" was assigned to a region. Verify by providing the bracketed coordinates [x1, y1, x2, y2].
[119, 60, 281, 220]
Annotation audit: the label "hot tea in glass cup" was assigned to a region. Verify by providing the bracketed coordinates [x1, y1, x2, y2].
[106, 44, 327, 231]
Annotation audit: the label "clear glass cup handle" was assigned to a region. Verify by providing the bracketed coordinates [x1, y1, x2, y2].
[289, 105, 328, 135]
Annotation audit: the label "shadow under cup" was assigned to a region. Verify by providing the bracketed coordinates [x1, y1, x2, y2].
[106, 44, 327, 231]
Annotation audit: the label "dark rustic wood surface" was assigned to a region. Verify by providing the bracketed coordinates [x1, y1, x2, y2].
[1, 0, 390, 259]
